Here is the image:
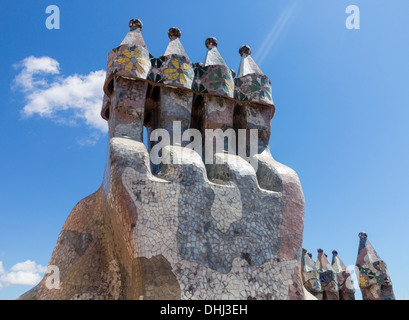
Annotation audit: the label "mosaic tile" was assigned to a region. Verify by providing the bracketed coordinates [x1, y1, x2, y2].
[18, 18, 307, 300]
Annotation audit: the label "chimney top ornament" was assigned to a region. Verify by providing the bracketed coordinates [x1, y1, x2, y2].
[359, 232, 368, 239]
[168, 27, 181, 40]
[129, 18, 143, 31]
[239, 45, 251, 56]
[205, 37, 218, 49]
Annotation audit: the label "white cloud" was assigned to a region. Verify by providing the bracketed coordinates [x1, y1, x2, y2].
[13, 56, 60, 91]
[1, 271, 42, 286]
[13, 56, 107, 134]
[10, 260, 46, 273]
[0, 260, 46, 288]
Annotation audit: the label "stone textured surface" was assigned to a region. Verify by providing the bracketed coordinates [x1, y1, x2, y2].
[18, 20, 306, 300]
[302, 249, 355, 300]
[315, 249, 339, 300]
[301, 249, 323, 299]
[356, 232, 395, 300]
[332, 250, 355, 300]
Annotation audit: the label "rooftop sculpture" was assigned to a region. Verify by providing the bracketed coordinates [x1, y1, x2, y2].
[356, 232, 395, 300]
[302, 231, 395, 300]
[302, 249, 356, 300]
[332, 250, 355, 300]
[301, 248, 323, 299]
[19, 19, 305, 300]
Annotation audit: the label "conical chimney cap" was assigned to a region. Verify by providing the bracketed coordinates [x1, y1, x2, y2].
[120, 18, 148, 48]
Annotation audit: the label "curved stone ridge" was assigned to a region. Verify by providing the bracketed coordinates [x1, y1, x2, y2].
[175, 153, 283, 274]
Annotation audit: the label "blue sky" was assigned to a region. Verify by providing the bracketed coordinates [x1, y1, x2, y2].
[0, 0, 408, 300]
